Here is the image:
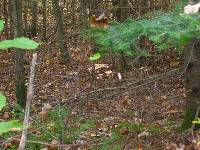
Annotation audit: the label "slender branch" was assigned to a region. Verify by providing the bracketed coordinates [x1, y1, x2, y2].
[18, 53, 38, 150]
[14, 138, 86, 149]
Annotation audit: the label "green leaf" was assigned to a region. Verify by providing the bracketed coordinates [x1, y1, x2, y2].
[0, 20, 4, 33]
[0, 93, 6, 111]
[0, 120, 23, 135]
[192, 118, 200, 124]
[0, 37, 40, 50]
[89, 53, 101, 61]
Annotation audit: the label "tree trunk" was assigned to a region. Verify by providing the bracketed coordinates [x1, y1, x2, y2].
[9, 0, 14, 39]
[52, 0, 70, 63]
[182, 38, 200, 130]
[88, 0, 99, 16]
[23, 0, 28, 36]
[113, 0, 130, 70]
[30, 0, 38, 37]
[11, 0, 26, 108]
[139, 0, 148, 15]
[3, 0, 9, 38]
[42, 0, 47, 41]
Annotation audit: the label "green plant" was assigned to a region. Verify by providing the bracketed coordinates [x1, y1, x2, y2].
[0, 93, 23, 135]
[23, 107, 96, 149]
[0, 19, 39, 135]
[83, 3, 200, 61]
[99, 133, 123, 150]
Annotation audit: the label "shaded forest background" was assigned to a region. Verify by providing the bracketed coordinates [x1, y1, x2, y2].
[1, 0, 200, 150]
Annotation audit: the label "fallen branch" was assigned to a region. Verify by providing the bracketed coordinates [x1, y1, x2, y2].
[14, 138, 87, 149]
[18, 53, 38, 150]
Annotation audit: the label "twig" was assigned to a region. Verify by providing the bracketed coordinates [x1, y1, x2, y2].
[18, 53, 38, 150]
[14, 138, 86, 149]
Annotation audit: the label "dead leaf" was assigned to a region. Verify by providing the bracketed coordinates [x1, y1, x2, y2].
[122, 96, 131, 106]
[48, 140, 58, 150]
[38, 103, 52, 120]
[105, 70, 113, 76]
[38, 110, 48, 120]
[90, 133, 97, 137]
[138, 131, 149, 138]
[138, 144, 143, 150]
[170, 61, 180, 67]
[43, 103, 52, 111]
[120, 128, 129, 135]
[3, 112, 10, 119]
[94, 64, 109, 70]
[40, 148, 48, 150]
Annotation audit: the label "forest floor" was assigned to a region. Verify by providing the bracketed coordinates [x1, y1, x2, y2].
[0, 41, 198, 150]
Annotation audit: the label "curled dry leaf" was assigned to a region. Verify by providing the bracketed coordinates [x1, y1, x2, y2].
[38, 103, 52, 120]
[120, 128, 129, 135]
[48, 140, 58, 150]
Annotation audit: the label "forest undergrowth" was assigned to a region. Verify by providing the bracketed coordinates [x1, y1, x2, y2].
[0, 40, 193, 150]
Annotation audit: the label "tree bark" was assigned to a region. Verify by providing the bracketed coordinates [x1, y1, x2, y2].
[42, 0, 47, 41]
[30, 0, 38, 37]
[18, 53, 37, 150]
[23, 0, 28, 36]
[52, 0, 70, 63]
[3, 0, 9, 38]
[182, 38, 200, 130]
[11, 0, 26, 108]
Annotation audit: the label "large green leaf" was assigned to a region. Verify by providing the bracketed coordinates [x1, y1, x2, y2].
[0, 93, 6, 111]
[0, 120, 23, 135]
[0, 20, 4, 33]
[0, 37, 40, 50]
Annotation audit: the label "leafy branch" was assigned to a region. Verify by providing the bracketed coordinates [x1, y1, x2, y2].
[83, 10, 200, 60]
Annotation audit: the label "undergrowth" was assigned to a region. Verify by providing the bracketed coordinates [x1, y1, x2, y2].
[1, 106, 177, 149]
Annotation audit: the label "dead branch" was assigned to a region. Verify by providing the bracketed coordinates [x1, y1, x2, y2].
[18, 53, 38, 150]
[14, 138, 87, 150]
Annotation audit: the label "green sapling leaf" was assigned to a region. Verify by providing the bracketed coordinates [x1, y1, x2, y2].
[0, 37, 40, 50]
[89, 53, 101, 61]
[0, 93, 6, 111]
[0, 20, 4, 33]
[0, 120, 23, 135]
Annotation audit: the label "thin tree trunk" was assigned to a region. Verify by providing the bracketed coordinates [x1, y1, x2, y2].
[11, 0, 26, 108]
[113, 0, 130, 70]
[23, 0, 28, 36]
[42, 0, 47, 41]
[182, 39, 200, 130]
[18, 53, 37, 150]
[30, 0, 38, 37]
[3, 0, 9, 38]
[52, 0, 70, 63]
[9, 0, 14, 39]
